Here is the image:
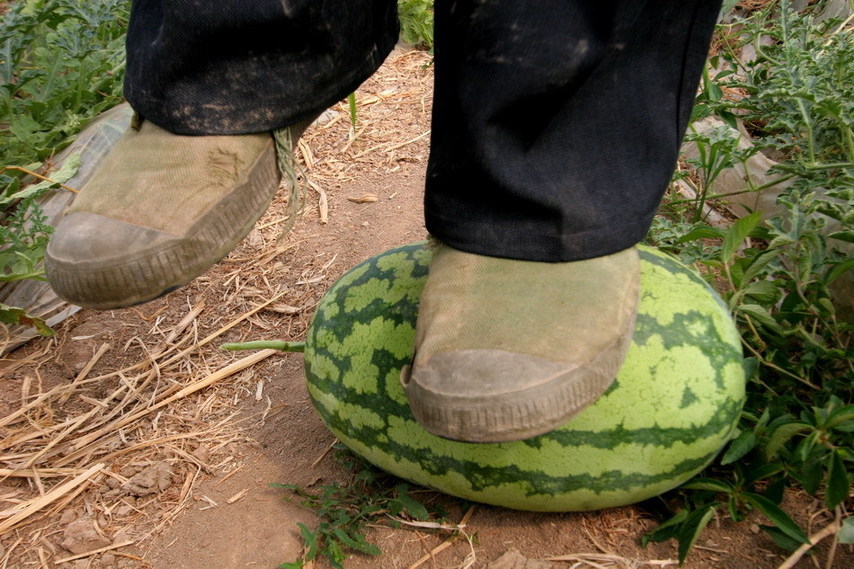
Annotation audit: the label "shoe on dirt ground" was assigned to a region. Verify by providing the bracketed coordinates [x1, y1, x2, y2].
[45, 116, 311, 309]
[401, 244, 639, 443]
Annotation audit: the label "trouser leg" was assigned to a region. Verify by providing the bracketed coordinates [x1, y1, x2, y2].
[47, 1, 398, 309]
[124, 0, 400, 135]
[425, 0, 722, 262]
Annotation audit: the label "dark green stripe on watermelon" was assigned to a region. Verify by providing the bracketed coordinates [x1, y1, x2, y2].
[304, 243, 745, 511]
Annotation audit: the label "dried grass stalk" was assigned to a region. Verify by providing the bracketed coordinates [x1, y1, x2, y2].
[0, 463, 104, 535]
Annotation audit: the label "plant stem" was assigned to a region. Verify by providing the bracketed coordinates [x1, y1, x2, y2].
[776, 518, 840, 569]
[665, 175, 796, 207]
[740, 337, 818, 390]
[0, 166, 79, 194]
[221, 340, 305, 352]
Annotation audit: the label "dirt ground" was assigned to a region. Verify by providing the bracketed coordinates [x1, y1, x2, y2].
[0, 47, 849, 569]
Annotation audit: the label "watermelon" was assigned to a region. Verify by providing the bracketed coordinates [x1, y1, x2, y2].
[304, 242, 745, 511]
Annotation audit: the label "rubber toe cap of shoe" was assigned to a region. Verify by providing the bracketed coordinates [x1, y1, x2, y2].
[402, 348, 619, 443]
[46, 212, 183, 308]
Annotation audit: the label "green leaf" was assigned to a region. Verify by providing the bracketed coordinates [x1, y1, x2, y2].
[347, 92, 358, 128]
[722, 211, 762, 263]
[332, 528, 381, 556]
[742, 492, 809, 545]
[707, 81, 723, 103]
[676, 505, 716, 564]
[721, 430, 758, 465]
[0, 303, 54, 336]
[826, 405, 854, 430]
[737, 304, 785, 336]
[764, 477, 786, 504]
[325, 539, 345, 569]
[296, 523, 318, 561]
[742, 280, 780, 303]
[828, 230, 854, 243]
[760, 525, 805, 552]
[742, 357, 759, 380]
[839, 517, 854, 545]
[394, 486, 429, 520]
[825, 450, 850, 510]
[675, 225, 725, 243]
[826, 259, 854, 285]
[816, 297, 836, 318]
[800, 458, 824, 496]
[642, 508, 689, 546]
[0, 152, 81, 207]
[8, 114, 42, 141]
[795, 431, 820, 463]
[690, 103, 713, 122]
[746, 462, 785, 485]
[719, 109, 738, 130]
[764, 422, 812, 461]
[741, 249, 782, 283]
[682, 478, 733, 493]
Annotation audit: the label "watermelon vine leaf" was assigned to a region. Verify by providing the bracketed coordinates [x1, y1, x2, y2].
[720, 429, 758, 465]
[0, 303, 54, 336]
[760, 525, 806, 552]
[741, 492, 809, 545]
[721, 211, 762, 264]
[640, 508, 690, 547]
[764, 422, 812, 461]
[676, 506, 716, 565]
[824, 450, 850, 510]
[681, 478, 733, 493]
[825, 404, 854, 430]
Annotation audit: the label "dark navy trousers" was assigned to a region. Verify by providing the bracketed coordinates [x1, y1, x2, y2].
[125, 0, 721, 262]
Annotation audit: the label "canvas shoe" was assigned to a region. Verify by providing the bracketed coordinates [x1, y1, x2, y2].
[45, 116, 311, 309]
[402, 243, 639, 442]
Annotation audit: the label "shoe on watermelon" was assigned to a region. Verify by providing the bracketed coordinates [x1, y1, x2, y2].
[402, 243, 639, 443]
[45, 115, 311, 309]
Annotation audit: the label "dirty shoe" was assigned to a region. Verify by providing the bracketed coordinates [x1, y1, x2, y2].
[45, 117, 309, 309]
[402, 244, 639, 442]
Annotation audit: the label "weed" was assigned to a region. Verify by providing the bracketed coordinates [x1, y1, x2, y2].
[0, 0, 129, 172]
[397, 0, 434, 49]
[724, 1, 853, 194]
[644, 1, 852, 562]
[0, 0, 130, 332]
[681, 124, 761, 222]
[347, 93, 358, 132]
[273, 450, 437, 569]
[0, 195, 53, 334]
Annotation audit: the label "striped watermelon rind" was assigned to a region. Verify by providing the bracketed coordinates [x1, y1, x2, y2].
[305, 242, 745, 511]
